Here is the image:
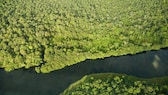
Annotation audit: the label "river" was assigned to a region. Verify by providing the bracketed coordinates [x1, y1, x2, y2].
[0, 49, 168, 95]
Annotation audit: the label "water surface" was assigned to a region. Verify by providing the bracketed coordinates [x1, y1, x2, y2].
[0, 49, 168, 95]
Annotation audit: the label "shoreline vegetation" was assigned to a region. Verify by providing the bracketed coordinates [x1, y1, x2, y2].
[61, 73, 168, 95]
[0, 0, 168, 73]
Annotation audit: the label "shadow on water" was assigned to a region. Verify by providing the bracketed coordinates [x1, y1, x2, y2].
[0, 49, 168, 95]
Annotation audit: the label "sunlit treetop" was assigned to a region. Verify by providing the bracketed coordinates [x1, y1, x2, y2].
[0, 0, 168, 73]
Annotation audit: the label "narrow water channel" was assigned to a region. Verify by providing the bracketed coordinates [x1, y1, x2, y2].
[0, 49, 168, 95]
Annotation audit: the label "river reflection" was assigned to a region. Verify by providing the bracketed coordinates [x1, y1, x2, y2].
[0, 49, 168, 95]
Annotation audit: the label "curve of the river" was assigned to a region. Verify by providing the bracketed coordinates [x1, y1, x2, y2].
[0, 49, 168, 95]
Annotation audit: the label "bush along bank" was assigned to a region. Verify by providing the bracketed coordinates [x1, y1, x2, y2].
[61, 73, 168, 95]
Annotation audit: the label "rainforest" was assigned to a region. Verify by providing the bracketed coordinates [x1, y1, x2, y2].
[0, 0, 168, 95]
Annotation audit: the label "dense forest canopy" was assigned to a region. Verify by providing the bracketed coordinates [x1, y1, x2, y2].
[61, 73, 168, 95]
[0, 0, 168, 73]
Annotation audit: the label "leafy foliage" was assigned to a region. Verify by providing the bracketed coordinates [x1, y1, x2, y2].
[0, 0, 168, 73]
[61, 73, 168, 95]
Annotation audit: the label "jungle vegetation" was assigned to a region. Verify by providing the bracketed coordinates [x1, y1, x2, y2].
[0, 0, 168, 73]
[61, 73, 168, 95]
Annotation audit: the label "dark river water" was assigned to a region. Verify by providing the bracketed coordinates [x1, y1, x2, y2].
[0, 49, 168, 95]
